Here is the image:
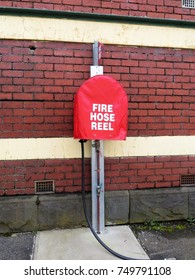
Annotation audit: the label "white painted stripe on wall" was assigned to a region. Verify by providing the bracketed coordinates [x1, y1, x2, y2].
[0, 138, 84, 160]
[104, 136, 194, 157]
[0, 15, 195, 49]
[0, 136, 195, 160]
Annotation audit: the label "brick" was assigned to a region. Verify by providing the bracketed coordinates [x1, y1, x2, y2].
[34, 64, 54, 71]
[148, 81, 165, 88]
[0, 62, 12, 69]
[24, 116, 44, 123]
[148, 110, 164, 116]
[147, 162, 164, 169]
[165, 96, 182, 103]
[148, 175, 164, 182]
[13, 93, 33, 100]
[131, 81, 147, 88]
[138, 182, 155, 189]
[156, 61, 172, 68]
[148, 68, 165, 75]
[138, 169, 155, 176]
[131, 109, 147, 116]
[14, 78, 33, 85]
[157, 6, 173, 13]
[131, 67, 147, 74]
[2, 85, 23, 93]
[13, 109, 33, 116]
[2, 55, 22, 62]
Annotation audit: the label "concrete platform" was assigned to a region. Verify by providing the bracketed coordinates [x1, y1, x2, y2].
[33, 225, 149, 260]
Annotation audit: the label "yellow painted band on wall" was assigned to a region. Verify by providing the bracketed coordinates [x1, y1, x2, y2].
[0, 136, 195, 160]
[0, 15, 195, 49]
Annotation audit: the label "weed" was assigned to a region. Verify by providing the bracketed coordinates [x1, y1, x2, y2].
[133, 220, 187, 233]
[187, 218, 195, 225]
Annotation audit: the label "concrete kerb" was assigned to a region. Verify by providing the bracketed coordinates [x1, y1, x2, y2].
[0, 187, 195, 233]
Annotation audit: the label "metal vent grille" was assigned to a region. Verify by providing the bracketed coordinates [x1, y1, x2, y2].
[35, 180, 55, 194]
[182, 0, 195, 8]
[181, 175, 195, 186]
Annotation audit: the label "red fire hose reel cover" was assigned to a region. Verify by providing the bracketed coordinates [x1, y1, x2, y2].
[74, 75, 128, 140]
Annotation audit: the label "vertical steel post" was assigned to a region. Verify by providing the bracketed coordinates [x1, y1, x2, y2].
[91, 41, 105, 233]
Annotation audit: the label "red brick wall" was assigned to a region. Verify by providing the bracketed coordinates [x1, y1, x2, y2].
[0, 41, 91, 138]
[0, 158, 91, 196]
[1, 41, 195, 138]
[1, 154, 195, 196]
[1, 0, 195, 21]
[1, 39, 195, 195]
[105, 155, 195, 190]
[104, 46, 195, 137]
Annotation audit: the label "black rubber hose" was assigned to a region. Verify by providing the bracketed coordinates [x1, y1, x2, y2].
[80, 139, 139, 260]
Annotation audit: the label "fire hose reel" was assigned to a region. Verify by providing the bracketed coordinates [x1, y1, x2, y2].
[74, 75, 128, 140]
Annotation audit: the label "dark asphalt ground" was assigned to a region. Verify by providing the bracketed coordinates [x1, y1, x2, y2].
[131, 220, 195, 260]
[0, 232, 35, 260]
[0, 220, 194, 260]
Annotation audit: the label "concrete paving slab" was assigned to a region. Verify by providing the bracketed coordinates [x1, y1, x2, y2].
[33, 226, 149, 260]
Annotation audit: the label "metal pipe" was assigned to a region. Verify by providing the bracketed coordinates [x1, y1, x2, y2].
[91, 42, 105, 234]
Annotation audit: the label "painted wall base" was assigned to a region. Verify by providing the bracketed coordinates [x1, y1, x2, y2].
[0, 187, 194, 233]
